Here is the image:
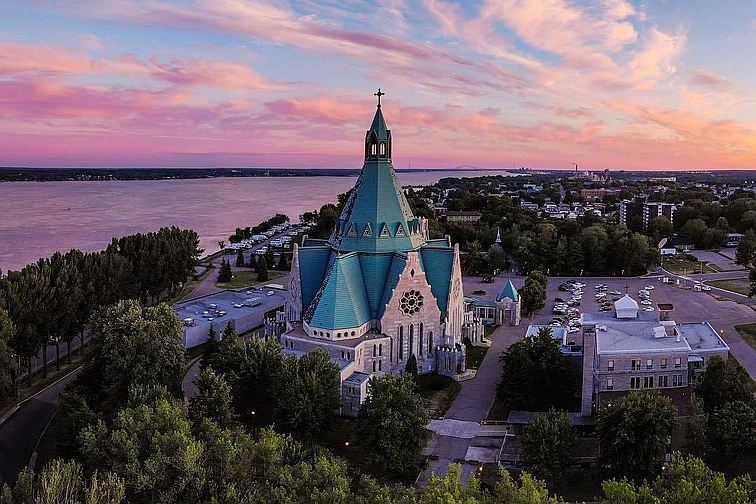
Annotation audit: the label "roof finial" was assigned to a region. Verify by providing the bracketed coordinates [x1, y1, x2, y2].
[374, 87, 385, 107]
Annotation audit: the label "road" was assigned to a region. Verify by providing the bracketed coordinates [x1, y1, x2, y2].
[0, 368, 81, 484]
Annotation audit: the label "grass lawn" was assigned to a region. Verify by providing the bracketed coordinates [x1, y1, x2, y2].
[416, 374, 461, 418]
[661, 255, 717, 275]
[734, 323, 756, 353]
[706, 278, 752, 296]
[215, 269, 284, 289]
[464, 343, 488, 370]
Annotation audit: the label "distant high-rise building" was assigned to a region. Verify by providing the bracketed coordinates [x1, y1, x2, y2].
[620, 197, 677, 230]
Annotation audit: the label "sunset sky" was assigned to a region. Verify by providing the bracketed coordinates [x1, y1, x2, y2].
[1, 1, 755, 170]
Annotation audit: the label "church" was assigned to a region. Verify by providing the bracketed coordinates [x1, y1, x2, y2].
[279, 92, 466, 416]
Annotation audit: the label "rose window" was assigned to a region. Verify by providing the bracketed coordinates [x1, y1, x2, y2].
[400, 289, 424, 315]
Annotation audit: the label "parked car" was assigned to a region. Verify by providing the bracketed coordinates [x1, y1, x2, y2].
[645, 285, 655, 290]
[555, 297, 565, 303]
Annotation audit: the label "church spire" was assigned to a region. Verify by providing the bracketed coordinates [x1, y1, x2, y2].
[495, 228, 501, 244]
[365, 88, 391, 161]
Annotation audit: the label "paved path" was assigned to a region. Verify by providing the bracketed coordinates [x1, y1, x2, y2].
[419, 320, 525, 486]
[0, 368, 81, 484]
[182, 359, 202, 400]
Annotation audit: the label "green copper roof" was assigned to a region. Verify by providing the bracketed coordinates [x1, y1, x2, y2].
[497, 279, 519, 302]
[368, 105, 389, 141]
[298, 246, 333, 310]
[306, 253, 371, 330]
[329, 105, 426, 254]
[419, 247, 454, 315]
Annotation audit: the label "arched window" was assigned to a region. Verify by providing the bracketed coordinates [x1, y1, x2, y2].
[409, 324, 414, 357]
[373, 344, 377, 357]
[428, 331, 433, 354]
[379, 143, 386, 156]
[372, 361, 376, 372]
[399, 326, 404, 360]
[379, 343, 383, 356]
[371, 143, 377, 155]
[419, 322, 424, 357]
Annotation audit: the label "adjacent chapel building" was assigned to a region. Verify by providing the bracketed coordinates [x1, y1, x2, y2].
[279, 95, 466, 416]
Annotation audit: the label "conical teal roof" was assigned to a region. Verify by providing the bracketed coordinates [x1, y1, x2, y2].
[329, 104, 425, 253]
[368, 106, 389, 141]
[497, 279, 519, 302]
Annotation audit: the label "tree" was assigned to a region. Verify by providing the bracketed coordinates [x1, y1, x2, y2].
[520, 271, 547, 317]
[235, 249, 245, 267]
[189, 367, 237, 429]
[255, 256, 269, 282]
[276, 349, 341, 439]
[84, 300, 185, 402]
[78, 387, 205, 504]
[0, 308, 17, 400]
[707, 400, 756, 462]
[695, 356, 751, 413]
[247, 253, 257, 269]
[597, 390, 676, 477]
[200, 325, 218, 370]
[276, 252, 289, 271]
[498, 327, 575, 410]
[404, 353, 418, 381]
[356, 374, 429, 475]
[520, 408, 578, 478]
[599, 454, 752, 504]
[648, 216, 673, 243]
[2, 459, 125, 504]
[684, 395, 709, 459]
[735, 235, 755, 267]
[217, 258, 232, 283]
[207, 332, 283, 423]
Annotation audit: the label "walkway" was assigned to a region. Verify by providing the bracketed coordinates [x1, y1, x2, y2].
[418, 322, 524, 486]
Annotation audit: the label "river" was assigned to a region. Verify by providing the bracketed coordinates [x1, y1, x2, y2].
[0, 170, 514, 271]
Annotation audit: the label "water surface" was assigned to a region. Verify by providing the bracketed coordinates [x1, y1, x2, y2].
[0, 170, 513, 271]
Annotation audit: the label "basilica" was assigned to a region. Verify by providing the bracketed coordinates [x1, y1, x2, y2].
[279, 93, 466, 416]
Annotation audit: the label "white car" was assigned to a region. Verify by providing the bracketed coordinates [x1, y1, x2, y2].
[701, 285, 712, 291]
[645, 285, 655, 290]
[643, 306, 655, 311]
[640, 300, 652, 305]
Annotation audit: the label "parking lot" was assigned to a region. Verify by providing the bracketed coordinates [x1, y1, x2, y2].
[463, 274, 756, 381]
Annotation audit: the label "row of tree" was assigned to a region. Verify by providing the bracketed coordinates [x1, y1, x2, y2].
[0, 227, 201, 400]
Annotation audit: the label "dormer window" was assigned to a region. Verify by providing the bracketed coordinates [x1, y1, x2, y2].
[379, 143, 386, 156]
[371, 143, 377, 156]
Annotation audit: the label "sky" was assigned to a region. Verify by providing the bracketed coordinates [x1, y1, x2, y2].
[0, 0, 755, 171]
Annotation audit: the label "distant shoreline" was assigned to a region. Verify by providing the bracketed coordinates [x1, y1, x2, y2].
[0, 166, 523, 183]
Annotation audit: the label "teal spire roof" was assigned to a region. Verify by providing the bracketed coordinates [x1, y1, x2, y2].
[368, 105, 389, 142]
[329, 99, 426, 254]
[497, 279, 519, 302]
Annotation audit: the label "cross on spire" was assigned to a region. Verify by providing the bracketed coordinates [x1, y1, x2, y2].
[374, 87, 385, 107]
